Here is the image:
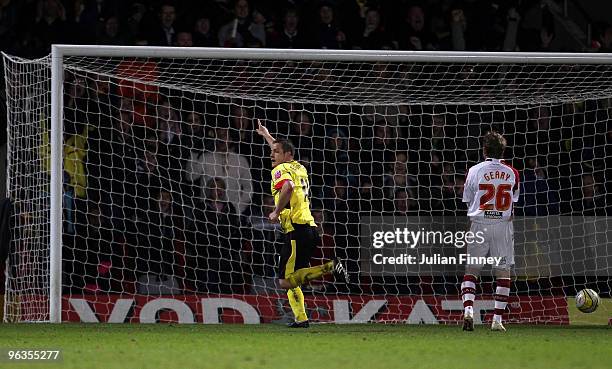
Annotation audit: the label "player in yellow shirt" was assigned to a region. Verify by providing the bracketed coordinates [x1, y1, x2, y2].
[256, 120, 348, 328]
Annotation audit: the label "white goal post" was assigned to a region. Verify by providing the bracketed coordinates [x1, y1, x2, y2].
[3, 45, 612, 323]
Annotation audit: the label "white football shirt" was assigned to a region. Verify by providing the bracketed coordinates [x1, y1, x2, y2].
[463, 158, 519, 222]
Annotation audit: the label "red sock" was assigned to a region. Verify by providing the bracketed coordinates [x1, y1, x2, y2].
[494, 278, 511, 318]
[461, 274, 478, 308]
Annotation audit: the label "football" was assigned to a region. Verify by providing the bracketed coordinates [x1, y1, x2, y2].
[575, 289, 600, 313]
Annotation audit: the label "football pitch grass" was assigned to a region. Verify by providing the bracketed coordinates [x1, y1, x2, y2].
[1, 324, 610, 369]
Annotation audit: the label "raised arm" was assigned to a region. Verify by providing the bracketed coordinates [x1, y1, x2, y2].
[255, 119, 275, 149]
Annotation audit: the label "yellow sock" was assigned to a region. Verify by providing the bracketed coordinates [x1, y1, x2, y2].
[287, 287, 307, 322]
[287, 261, 334, 288]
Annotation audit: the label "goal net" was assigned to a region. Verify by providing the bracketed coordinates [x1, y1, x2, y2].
[3, 47, 611, 324]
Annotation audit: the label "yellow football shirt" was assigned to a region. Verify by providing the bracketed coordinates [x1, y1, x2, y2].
[270, 160, 316, 233]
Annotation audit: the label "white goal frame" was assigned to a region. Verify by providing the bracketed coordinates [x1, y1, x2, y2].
[43, 45, 612, 323]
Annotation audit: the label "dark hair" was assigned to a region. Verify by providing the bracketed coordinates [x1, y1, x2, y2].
[274, 139, 295, 156]
[283, 7, 299, 18]
[483, 131, 506, 159]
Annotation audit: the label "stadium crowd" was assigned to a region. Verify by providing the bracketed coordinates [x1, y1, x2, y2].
[60, 75, 611, 295]
[1, 0, 612, 57]
[1, 0, 610, 295]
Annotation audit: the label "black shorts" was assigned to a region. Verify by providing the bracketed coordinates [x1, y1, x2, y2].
[278, 224, 320, 279]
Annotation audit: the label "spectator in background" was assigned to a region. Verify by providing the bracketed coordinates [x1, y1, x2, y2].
[182, 111, 208, 201]
[82, 74, 116, 204]
[358, 177, 373, 214]
[229, 105, 256, 158]
[62, 75, 93, 235]
[248, 194, 281, 288]
[185, 126, 252, 215]
[193, 16, 216, 47]
[358, 175, 387, 214]
[288, 111, 320, 171]
[571, 173, 607, 215]
[134, 144, 168, 211]
[370, 123, 398, 177]
[72, 0, 121, 37]
[383, 151, 418, 201]
[64, 74, 92, 130]
[126, 2, 147, 42]
[135, 188, 183, 294]
[454, 174, 466, 209]
[322, 127, 358, 187]
[94, 102, 141, 230]
[324, 176, 350, 216]
[202, 177, 240, 231]
[268, 8, 310, 49]
[518, 1, 555, 51]
[156, 99, 188, 185]
[96, 15, 129, 45]
[65, 202, 119, 293]
[440, 173, 465, 214]
[311, 207, 334, 251]
[431, 114, 453, 151]
[228, 105, 264, 202]
[517, 157, 559, 216]
[175, 30, 193, 47]
[148, 3, 177, 46]
[399, 4, 437, 50]
[63, 123, 89, 202]
[526, 106, 561, 157]
[418, 151, 443, 213]
[218, 0, 266, 47]
[186, 177, 243, 293]
[308, 207, 335, 289]
[324, 176, 359, 266]
[185, 111, 206, 154]
[33, 0, 70, 55]
[500, 7, 521, 51]
[354, 7, 393, 50]
[450, 8, 467, 51]
[288, 110, 325, 198]
[314, 2, 348, 49]
[592, 22, 612, 52]
[449, 3, 519, 51]
[393, 188, 418, 216]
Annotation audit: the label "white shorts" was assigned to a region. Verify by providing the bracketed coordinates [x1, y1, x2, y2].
[467, 221, 514, 270]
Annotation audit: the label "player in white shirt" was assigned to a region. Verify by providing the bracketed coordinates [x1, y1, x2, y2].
[461, 132, 519, 332]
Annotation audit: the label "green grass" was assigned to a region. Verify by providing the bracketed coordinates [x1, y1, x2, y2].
[0, 324, 610, 369]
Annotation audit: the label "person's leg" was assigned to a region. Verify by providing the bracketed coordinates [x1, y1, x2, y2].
[287, 286, 308, 323]
[462, 222, 488, 331]
[491, 222, 514, 331]
[280, 226, 335, 289]
[278, 234, 312, 325]
[461, 267, 481, 331]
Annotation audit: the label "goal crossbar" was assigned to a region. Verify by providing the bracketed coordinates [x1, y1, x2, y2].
[52, 45, 612, 63]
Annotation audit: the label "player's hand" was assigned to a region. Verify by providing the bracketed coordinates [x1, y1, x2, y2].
[256, 119, 270, 137]
[268, 210, 279, 222]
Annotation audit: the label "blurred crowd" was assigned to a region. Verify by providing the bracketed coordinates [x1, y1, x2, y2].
[2, 0, 612, 58]
[57, 68, 612, 295]
[3, 0, 611, 296]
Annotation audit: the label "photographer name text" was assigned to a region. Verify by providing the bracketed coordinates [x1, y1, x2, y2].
[372, 253, 503, 266]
